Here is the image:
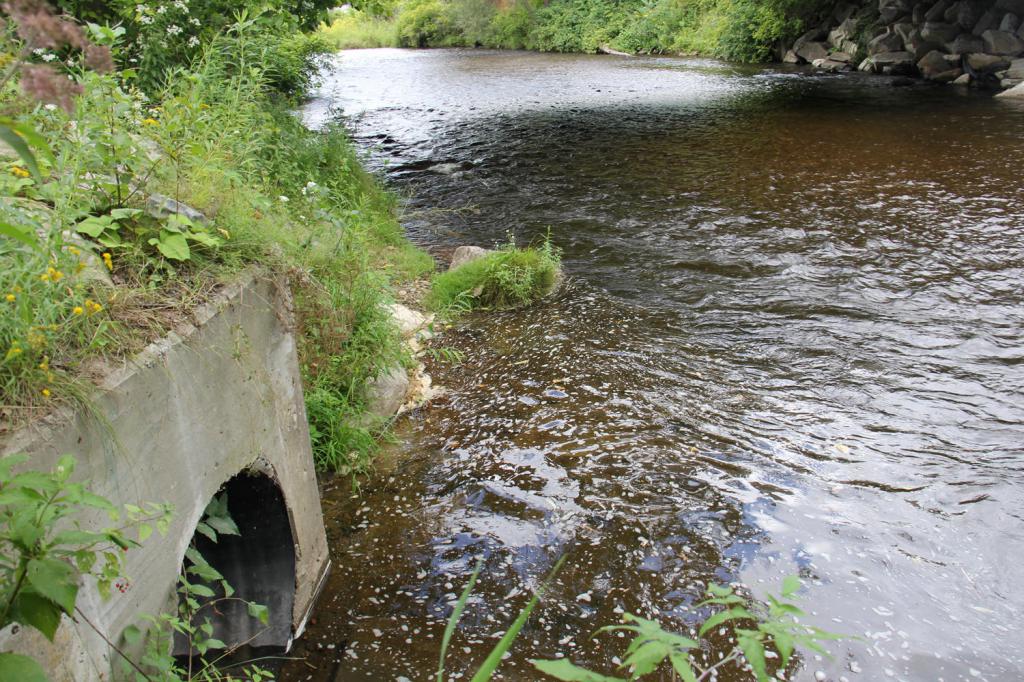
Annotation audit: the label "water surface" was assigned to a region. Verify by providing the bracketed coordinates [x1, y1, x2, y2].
[285, 49, 1024, 682]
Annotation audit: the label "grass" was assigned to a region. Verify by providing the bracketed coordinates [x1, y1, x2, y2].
[426, 236, 561, 316]
[320, 13, 400, 49]
[0, 19, 434, 477]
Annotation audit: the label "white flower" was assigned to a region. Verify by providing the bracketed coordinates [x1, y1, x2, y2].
[156, 5, 166, 13]
[44, 104, 57, 111]
[189, 17, 200, 26]
[166, 24, 182, 36]
[135, 4, 146, 13]
[187, 36, 200, 47]
[174, 0, 188, 10]
[41, 53, 56, 62]
[139, 15, 153, 24]
[278, 196, 289, 203]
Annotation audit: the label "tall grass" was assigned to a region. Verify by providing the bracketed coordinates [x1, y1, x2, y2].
[321, 13, 400, 49]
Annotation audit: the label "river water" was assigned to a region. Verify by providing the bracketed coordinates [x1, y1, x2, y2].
[284, 49, 1024, 682]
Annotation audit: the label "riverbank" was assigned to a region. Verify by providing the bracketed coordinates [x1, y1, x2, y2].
[321, 0, 1024, 93]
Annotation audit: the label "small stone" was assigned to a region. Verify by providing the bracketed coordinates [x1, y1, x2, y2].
[145, 193, 208, 225]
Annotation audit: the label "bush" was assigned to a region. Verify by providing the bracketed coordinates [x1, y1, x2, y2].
[396, 0, 460, 47]
[320, 12, 400, 49]
[427, 237, 561, 315]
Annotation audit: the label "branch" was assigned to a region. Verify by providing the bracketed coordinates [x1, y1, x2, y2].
[74, 605, 157, 682]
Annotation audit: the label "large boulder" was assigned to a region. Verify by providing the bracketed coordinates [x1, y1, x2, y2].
[949, 33, 986, 52]
[954, 0, 986, 30]
[448, 245, 492, 271]
[813, 57, 854, 72]
[1001, 13, 1021, 32]
[868, 30, 906, 54]
[906, 29, 940, 58]
[922, 21, 963, 43]
[926, 0, 954, 22]
[996, 0, 1024, 14]
[364, 365, 411, 421]
[782, 49, 802, 63]
[997, 79, 1024, 95]
[861, 50, 919, 73]
[1003, 56, 1024, 77]
[966, 52, 1012, 71]
[973, 8, 1001, 35]
[982, 28, 1024, 54]
[918, 49, 953, 77]
[796, 41, 830, 62]
[387, 303, 428, 338]
[829, 18, 859, 48]
[793, 26, 829, 52]
[894, 22, 916, 44]
[879, 0, 912, 23]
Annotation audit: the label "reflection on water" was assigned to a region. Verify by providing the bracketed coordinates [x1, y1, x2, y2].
[284, 49, 1024, 681]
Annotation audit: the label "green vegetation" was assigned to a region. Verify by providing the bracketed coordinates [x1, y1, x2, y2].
[323, 0, 830, 62]
[0, 454, 172, 681]
[0, 1, 433, 475]
[426, 236, 561, 316]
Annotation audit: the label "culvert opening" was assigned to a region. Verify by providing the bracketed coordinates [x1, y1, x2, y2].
[174, 470, 297, 658]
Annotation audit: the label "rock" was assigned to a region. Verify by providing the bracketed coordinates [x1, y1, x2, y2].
[1001, 13, 1021, 32]
[934, 67, 965, 81]
[871, 50, 919, 71]
[364, 365, 410, 420]
[953, 72, 972, 84]
[834, 2, 858, 23]
[783, 49, 802, 63]
[997, 0, 1024, 14]
[387, 303, 428, 338]
[973, 8, 1001, 35]
[905, 29, 939, 58]
[61, 231, 113, 288]
[448, 245, 492, 271]
[966, 52, 1011, 71]
[814, 58, 853, 72]
[921, 21, 963, 43]
[880, 0, 912, 23]
[829, 18, 859, 48]
[145, 194, 209, 225]
[840, 39, 861, 54]
[1007, 56, 1024, 78]
[796, 40, 830, 61]
[926, 0, 953, 22]
[918, 49, 953, 77]
[428, 162, 461, 175]
[868, 30, 906, 54]
[894, 22, 916, 44]
[982, 28, 1024, 54]
[830, 51, 854, 63]
[793, 26, 829, 52]
[948, 33, 986, 52]
[913, 3, 928, 24]
[954, 0, 985, 30]
[1001, 76, 1024, 86]
[1019, 21, 1024, 39]
[997, 79, 1024, 94]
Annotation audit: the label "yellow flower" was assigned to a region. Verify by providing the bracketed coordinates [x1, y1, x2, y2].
[43, 267, 63, 283]
[5, 346, 23, 361]
[85, 299, 102, 315]
[72, 306, 84, 316]
[5, 293, 14, 302]
[41, 388, 51, 398]
[10, 166, 30, 178]
[38, 359, 49, 371]
[68, 246, 80, 256]
[142, 118, 159, 126]
[102, 252, 113, 271]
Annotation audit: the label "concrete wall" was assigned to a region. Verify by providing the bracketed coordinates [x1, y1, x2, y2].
[0, 270, 330, 680]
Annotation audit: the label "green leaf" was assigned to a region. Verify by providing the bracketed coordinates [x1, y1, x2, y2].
[698, 606, 753, 637]
[13, 590, 64, 640]
[154, 231, 190, 261]
[669, 653, 698, 682]
[0, 123, 42, 181]
[204, 515, 239, 537]
[438, 559, 481, 682]
[772, 630, 794, 667]
[781, 575, 801, 597]
[138, 524, 153, 543]
[26, 557, 78, 614]
[185, 230, 221, 247]
[205, 638, 226, 650]
[530, 659, 626, 681]
[0, 653, 48, 682]
[469, 555, 567, 682]
[247, 602, 269, 625]
[109, 208, 142, 220]
[75, 216, 115, 238]
[738, 633, 768, 682]
[0, 221, 38, 249]
[195, 522, 217, 542]
[188, 583, 216, 598]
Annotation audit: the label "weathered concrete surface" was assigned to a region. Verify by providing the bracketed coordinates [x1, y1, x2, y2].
[0, 270, 329, 680]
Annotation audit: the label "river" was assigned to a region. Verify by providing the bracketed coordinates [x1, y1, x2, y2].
[283, 49, 1024, 682]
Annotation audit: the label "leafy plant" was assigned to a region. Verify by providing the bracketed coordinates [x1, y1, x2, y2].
[529, 577, 846, 682]
[120, 492, 272, 682]
[0, 454, 172, 681]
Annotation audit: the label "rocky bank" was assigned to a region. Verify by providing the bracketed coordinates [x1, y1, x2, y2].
[783, 0, 1024, 93]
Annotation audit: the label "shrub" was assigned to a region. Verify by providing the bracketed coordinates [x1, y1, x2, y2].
[396, 0, 460, 47]
[320, 12, 400, 49]
[427, 237, 561, 315]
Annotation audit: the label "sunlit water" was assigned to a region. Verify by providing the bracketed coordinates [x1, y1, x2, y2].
[283, 49, 1024, 682]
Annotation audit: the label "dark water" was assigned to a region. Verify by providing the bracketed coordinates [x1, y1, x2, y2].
[285, 49, 1024, 682]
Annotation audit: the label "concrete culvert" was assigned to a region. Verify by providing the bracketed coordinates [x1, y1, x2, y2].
[173, 471, 297, 659]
